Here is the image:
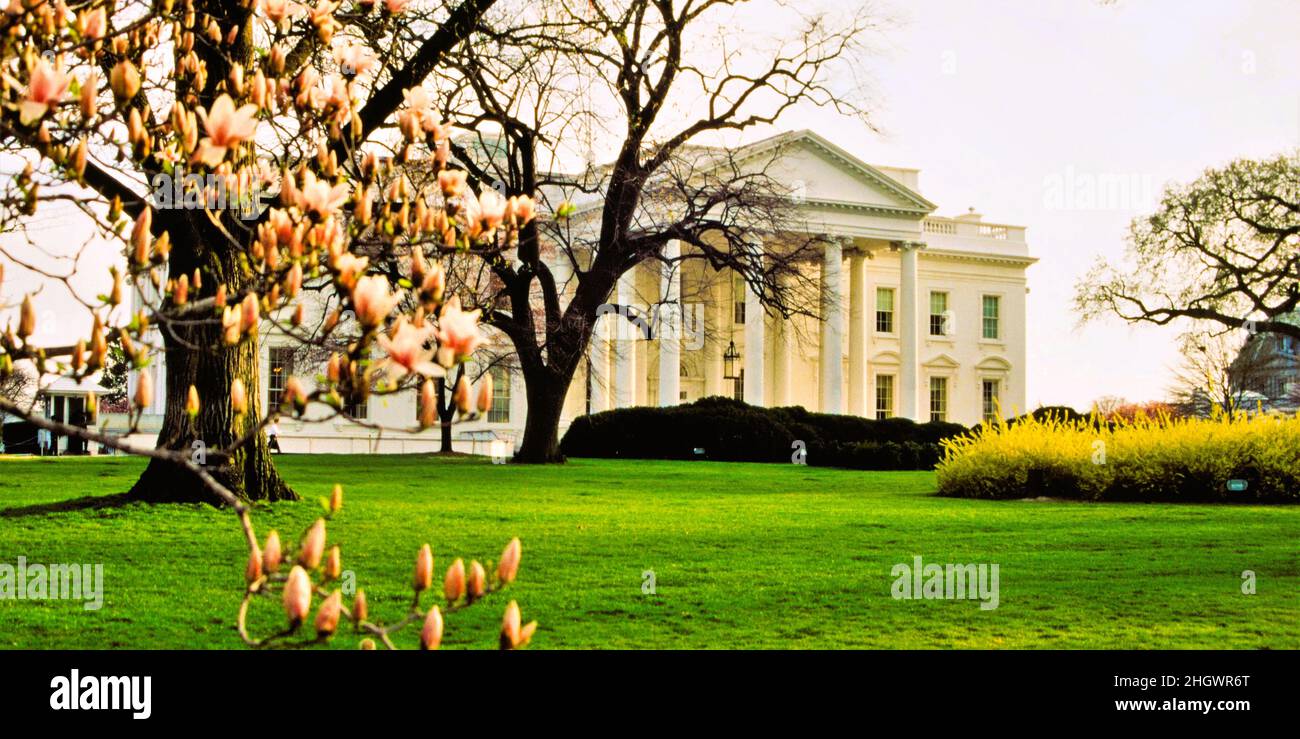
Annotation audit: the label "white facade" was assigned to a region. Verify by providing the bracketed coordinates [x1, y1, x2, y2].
[131, 130, 1036, 454]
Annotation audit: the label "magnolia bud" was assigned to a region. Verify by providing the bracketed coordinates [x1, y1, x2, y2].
[283, 565, 312, 625]
[315, 590, 342, 636]
[467, 560, 486, 602]
[500, 600, 521, 650]
[352, 589, 368, 623]
[245, 544, 263, 583]
[444, 558, 465, 603]
[497, 537, 521, 585]
[329, 484, 343, 513]
[17, 294, 35, 339]
[419, 605, 443, 650]
[359, 638, 376, 650]
[324, 545, 342, 579]
[185, 385, 200, 417]
[477, 379, 492, 415]
[110, 60, 141, 101]
[413, 544, 433, 592]
[453, 375, 471, 416]
[133, 367, 153, 409]
[419, 378, 437, 429]
[263, 530, 282, 573]
[130, 208, 152, 266]
[231, 378, 248, 414]
[300, 518, 326, 569]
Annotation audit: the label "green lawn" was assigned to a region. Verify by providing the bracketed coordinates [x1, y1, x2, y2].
[0, 454, 1296, 649]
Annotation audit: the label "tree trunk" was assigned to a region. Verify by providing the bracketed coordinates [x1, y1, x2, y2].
[514, 367, 570, 463]
[129, 224, 295, 504]
[128, 328, 294, 504]
[437, 378, 455, 453]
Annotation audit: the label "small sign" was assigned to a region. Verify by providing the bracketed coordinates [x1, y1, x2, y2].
[1226, 479, 1249, 492]
[692, 447, 706, 456]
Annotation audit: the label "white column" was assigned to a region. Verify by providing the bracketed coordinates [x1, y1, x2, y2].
[703, 276, 724, 397]
[819, 239, 844, 414]
[898, 241, 922, 420]
[772, 274, 792, 406]
[657, 240, 681, 407]
[613, 270, 638, 409]
[589, 313, 610, 413]
[743, 238, 765, 406]
[847, 250, 868, 416]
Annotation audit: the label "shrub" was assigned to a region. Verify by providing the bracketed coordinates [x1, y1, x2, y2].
[561, 397, 968, 469]
[936, 411, 1300, 502]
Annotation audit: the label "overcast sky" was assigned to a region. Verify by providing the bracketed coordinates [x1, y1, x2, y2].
[3, 0, 1297, 409]
[795, 0, 1300, 407]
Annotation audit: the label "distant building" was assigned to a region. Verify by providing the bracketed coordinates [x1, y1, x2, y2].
[1231, 315, 1300, 413]
[129, 129, 1038, 453]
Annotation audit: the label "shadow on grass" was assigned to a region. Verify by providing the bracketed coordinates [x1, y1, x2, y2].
[0, 493, 136, 519]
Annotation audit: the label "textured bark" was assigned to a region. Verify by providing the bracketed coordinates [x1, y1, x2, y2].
[512, 374, 564, 463]
[128, 230, 294, 504]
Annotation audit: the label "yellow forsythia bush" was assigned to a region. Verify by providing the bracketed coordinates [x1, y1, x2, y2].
[936, 411, 1300, 502]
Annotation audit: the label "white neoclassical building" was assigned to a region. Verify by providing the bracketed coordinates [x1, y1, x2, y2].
[126, 130, 1036, 454]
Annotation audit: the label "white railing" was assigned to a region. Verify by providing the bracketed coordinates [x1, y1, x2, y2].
[923, 217, 1024, 243]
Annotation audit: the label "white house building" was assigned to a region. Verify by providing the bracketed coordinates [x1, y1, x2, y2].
[129, 130, 1036, 453]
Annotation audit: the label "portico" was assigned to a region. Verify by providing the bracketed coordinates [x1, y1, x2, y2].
[584, 129, 1036, 426]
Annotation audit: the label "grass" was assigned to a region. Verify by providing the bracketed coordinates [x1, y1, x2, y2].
[0, 454, 1296, 649]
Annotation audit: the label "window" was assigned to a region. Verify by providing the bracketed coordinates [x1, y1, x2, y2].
[875, 374, 894, 420]
[929, 377, 947, 422]
[929, 292, 948, 336]
[982, 295, 1000, 340]
[875, 288, 895, 333]
[268, 346, 294, 405]
[343, 397, 368, 420]
[487, 368, 511, 423]
[982, 379, 1000, 422]
[734, 300, 746, 325]
[734, 276, 746, 325]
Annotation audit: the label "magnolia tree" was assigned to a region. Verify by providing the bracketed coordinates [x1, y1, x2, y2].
[0, 0, 539, 646]
[0, 0, 511, 503]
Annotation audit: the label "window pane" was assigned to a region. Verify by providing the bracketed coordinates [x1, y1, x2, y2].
[487, 368, 511, 423]
[929, 292, 948, 336]
[268, 347, 294, 399]
[982, 379, 999, 421]
[875, 288, 894, 333]
[982, 295, 1000, 339]
[929, 377, 947, 422]
[875, 374, 894, 420]
[876, 287, 894, 312]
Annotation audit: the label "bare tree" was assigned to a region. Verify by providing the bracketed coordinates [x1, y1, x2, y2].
[1168, 330, 1277, 418]
[426, 0, 877, 461]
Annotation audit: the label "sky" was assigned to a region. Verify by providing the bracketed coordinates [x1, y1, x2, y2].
[782, 0, 1300, 407]
[3, 0, 1298, 409]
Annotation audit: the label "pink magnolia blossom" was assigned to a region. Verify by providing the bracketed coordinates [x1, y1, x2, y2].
[435, 295, 484, 367]
[350, 275, 397, 328]
[377, 319, 441, 381]
[296, 171, 351, 220]
[17, 57, 71, 125]
[258, 0, 300, 24]
[333, 45, 377, 77]
[194, 94, 259, 167]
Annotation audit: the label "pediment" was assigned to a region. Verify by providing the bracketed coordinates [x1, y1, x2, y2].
[733, 130, 936, 215]
[922, 353, 960, 370]
[976, 355, 1013, 372]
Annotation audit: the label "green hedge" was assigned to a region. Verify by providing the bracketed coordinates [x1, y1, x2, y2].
[560, 397, 967, 469]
